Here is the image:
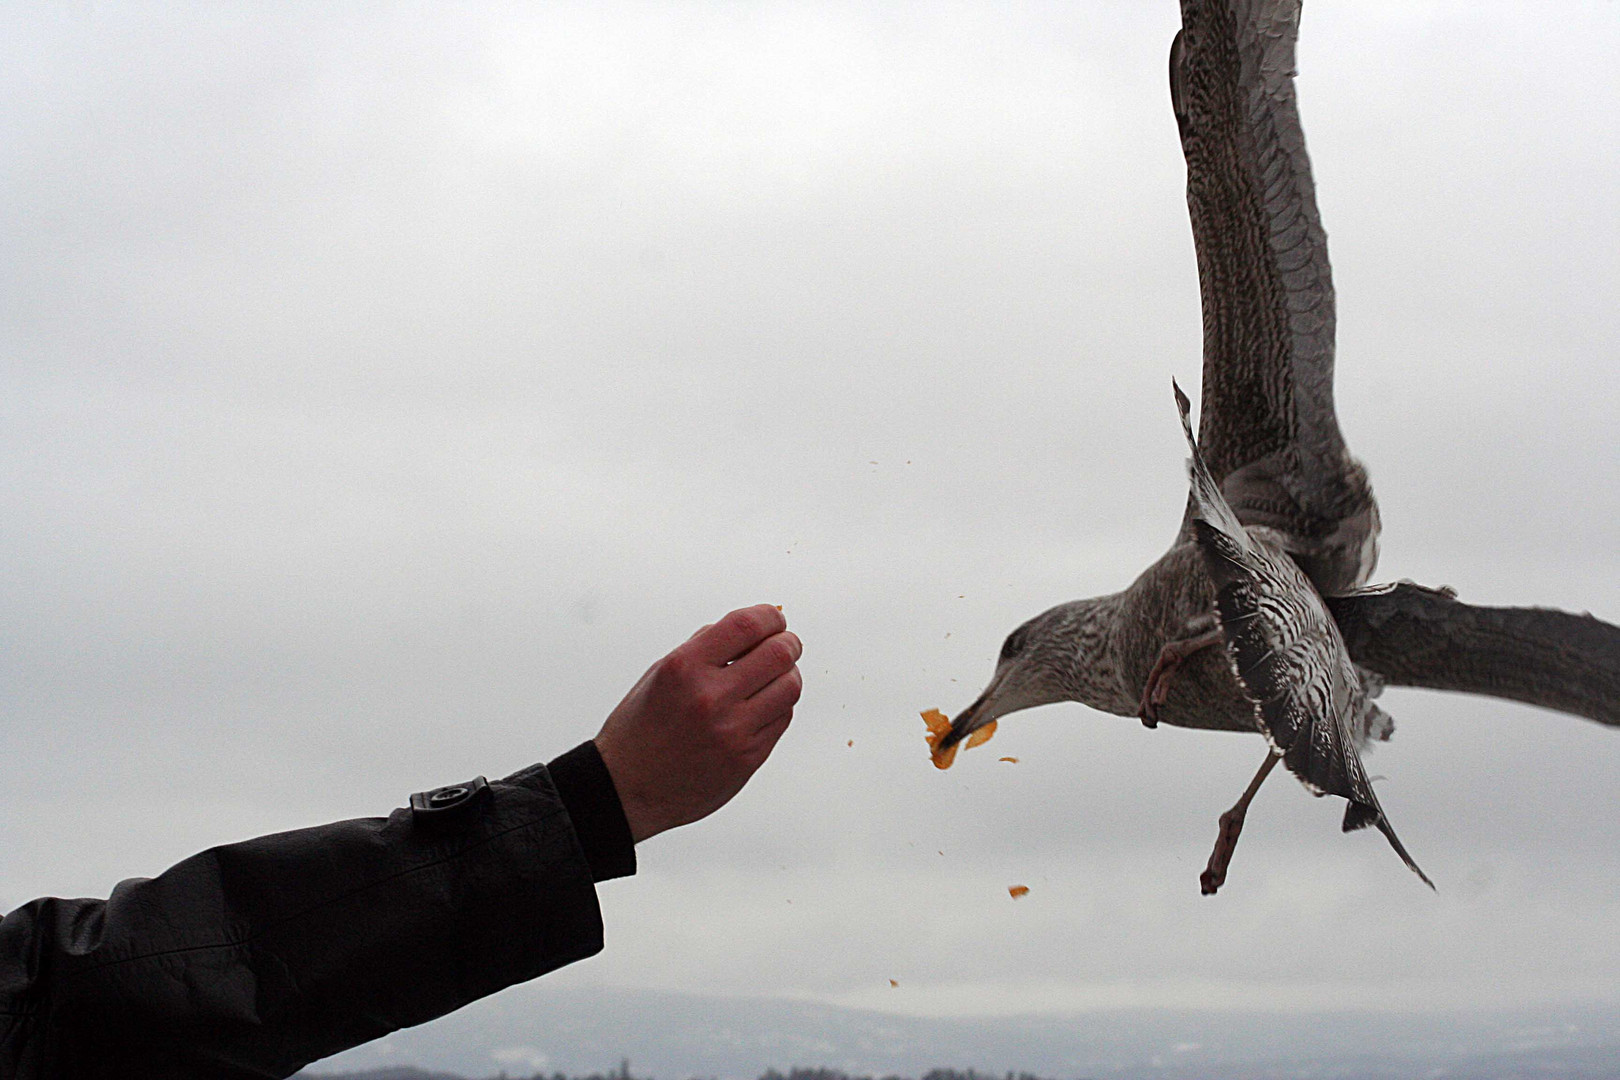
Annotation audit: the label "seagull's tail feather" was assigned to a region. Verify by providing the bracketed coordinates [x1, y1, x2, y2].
[1174, 378, 1250, 548]
[1342, 799, 1378, 833]
[1344, 799, 1435, 890]
[1375, 813, 1436, 890]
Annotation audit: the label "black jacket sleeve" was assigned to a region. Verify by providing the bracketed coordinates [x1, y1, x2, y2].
[0, 743, 636, 1080]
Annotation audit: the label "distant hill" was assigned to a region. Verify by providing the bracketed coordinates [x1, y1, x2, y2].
[296, 986, 1620, 1080]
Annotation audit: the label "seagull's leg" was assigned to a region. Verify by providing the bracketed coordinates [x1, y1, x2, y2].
[1139, 615, 1223, 727]
[1200, 751, 1281, 896]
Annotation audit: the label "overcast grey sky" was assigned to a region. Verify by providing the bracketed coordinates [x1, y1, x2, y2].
[3, 0, 1618, 1044]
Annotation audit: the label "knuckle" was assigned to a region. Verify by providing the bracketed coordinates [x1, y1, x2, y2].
[658, 650, 710, 696]
[657, 650, 693, 683]
[729, 607, 770, 641]
[761, 637, 797, 669]
[690, 686, 723, 718]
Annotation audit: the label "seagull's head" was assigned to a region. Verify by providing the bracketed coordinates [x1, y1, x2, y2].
[941, 598, 1116, 752]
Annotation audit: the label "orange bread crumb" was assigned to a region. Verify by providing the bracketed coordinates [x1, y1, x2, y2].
[1008, 885, 1030, 900]
[922, 709, 957, 769]
[922, 709, 997, 769]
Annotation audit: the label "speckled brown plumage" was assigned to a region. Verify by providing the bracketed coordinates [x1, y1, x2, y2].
[1177, 381, 1429, 886]
[941, 0, 1620, 891]
[1171, 0, 1380, 595]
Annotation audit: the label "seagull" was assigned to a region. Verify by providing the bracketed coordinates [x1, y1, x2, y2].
[937, 0, 1620, 893]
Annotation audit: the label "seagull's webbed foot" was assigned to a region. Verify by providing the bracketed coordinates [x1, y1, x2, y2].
[1139, 619, 1223, 728]
[1200, 751, 1280, 896]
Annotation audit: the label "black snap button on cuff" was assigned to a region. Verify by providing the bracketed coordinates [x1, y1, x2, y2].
[409, 776, 491, 830]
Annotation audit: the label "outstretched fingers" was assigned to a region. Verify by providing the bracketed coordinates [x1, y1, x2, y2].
[727, 629, 803, 700]
[688, 604, 787, 667]
[741, 670, 800, 764]
[747, 663, 802, 731]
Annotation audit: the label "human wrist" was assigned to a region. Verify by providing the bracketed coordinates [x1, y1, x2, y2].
[546, 741, 637, 881]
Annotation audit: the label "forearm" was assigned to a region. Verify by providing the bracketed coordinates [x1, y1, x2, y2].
[0, 749, 630, 1079]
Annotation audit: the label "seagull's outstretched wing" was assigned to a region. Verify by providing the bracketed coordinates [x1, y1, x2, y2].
[1172, 0, 1378, 593]
[1177, 384, 1432, 887]
[1327, 583, 1620, 728]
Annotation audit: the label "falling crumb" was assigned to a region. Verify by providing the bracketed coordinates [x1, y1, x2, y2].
[889, 979, 899, 988]
[999, 756, 1019, 764]
[1008, 885, 1030, 900]
[847, 739, 854, 748]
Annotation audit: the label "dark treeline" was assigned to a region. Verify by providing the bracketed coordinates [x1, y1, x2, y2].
[762, 1069, 1060, 1080]
[514, 1069, 1062, 1080]
[508, 1068, 1064, 1080]
[308, 1064, 1075, 1080]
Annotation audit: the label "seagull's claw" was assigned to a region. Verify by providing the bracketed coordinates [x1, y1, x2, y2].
[1200, 806, 1248, 895]
[1140, 626, 1224, 731]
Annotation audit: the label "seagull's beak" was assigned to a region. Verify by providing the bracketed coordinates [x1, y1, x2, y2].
[940, 668, 1009, 751]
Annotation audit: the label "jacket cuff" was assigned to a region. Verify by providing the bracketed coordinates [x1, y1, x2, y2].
[545, 741, 637, 882]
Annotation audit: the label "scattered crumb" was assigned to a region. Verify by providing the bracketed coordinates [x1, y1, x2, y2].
[889, 979, 899, 988]
[847, 739, 854, 748]
[775, 605, 783, 611]
[1008, 885, 1030, 900]
[999, 756, 1020, 764]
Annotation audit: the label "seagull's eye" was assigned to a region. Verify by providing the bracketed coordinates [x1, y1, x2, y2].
[999, 625, 1030, 663]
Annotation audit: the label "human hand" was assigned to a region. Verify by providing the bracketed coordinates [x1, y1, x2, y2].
[593, 604, 802, 843]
